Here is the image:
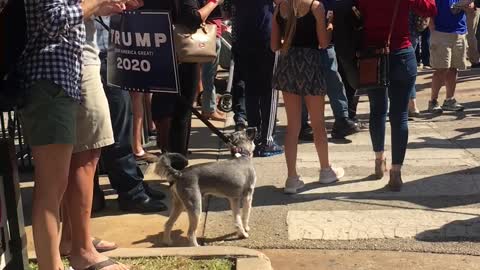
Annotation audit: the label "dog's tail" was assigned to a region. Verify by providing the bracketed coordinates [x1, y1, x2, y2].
[155, 153, 189, 181]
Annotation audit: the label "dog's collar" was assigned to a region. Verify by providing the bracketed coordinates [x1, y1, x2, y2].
[231, 147, 251, 158]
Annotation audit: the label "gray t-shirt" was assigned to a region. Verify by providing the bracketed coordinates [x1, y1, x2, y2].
[83, 18, 101, 66]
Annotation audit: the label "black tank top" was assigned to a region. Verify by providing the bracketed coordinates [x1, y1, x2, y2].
[276, 0, 318, 48]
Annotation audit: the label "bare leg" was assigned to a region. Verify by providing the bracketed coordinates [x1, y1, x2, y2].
[31, 144, 73, 270]
[59, 203, 72, 256]
[304, 95, 330, 169]
[163, 192, 184, 246]
[230, 198, 248, 239]
[282, 91, 303, 178]
[145, 93, 156, 132]
[445, 68, 458, 99]
[431, 69, 447, 101]
[66, 149, 128, 270]
[130, 92, 145, 156]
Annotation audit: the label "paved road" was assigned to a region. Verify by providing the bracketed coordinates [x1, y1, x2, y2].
[199, 68, 480, 257]
[20, 68, 480, 269]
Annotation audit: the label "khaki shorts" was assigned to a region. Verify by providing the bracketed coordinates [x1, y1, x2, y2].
[21, 80, 78, 146]
[430, 30, 468, 69]
[73, 65, 114, 153]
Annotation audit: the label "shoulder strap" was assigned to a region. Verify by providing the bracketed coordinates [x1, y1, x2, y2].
[386, 0, 401, 49]
[309, 0, 315, 10]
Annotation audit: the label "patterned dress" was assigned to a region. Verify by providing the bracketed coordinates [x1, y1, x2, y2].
[271, 6, 326, 96]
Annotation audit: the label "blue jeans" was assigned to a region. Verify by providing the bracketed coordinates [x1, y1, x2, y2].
[368, 47, 417, 165]
[201, 38, 222, 113]
[302, 46, 349, 125]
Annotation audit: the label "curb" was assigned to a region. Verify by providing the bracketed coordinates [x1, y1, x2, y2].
[103, 246, 272, 270]
[105, 246, 272, 270]
[28, 246, 272, 270]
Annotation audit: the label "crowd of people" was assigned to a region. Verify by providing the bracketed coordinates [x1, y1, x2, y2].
[3, 0, 479, 269]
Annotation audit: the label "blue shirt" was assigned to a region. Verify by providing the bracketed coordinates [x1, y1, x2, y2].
[434, 0, 467, 34]
[19, 0, 85, 102]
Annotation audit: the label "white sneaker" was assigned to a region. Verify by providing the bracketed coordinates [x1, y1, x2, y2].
[284, 176, 305, 194]
[319, 166, 344, 184]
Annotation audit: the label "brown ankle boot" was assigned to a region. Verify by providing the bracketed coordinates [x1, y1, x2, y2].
[374, 158, 387, 179]
[386, 170, 403, 192]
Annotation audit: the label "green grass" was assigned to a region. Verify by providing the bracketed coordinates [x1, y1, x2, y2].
[30, 257, 234, 270]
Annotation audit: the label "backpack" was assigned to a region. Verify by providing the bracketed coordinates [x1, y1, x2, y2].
[333, 0, 362, 90]
[0, 0, 27, 112]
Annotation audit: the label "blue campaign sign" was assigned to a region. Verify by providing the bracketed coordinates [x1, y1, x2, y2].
[107, 11, 179, 93]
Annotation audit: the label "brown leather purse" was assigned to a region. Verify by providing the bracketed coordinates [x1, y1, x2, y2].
[356, 0, 401, 90]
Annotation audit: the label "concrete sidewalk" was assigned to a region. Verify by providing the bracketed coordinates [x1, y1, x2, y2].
[20, 68, 480, 269]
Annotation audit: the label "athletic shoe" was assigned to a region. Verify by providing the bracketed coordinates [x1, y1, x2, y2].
[284, 176, 305, 194]
[428, 100, 443, 114]
[408, 109, 420, 118]
[442, 98, 465, 112]
[254, 142, 284, 157]
[319, 165, 344, 184]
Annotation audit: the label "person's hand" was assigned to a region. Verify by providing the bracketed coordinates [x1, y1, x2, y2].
[125, 0, 144, 10]
[95, 1, 126, 16]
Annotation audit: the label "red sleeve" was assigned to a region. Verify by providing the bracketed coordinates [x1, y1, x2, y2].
[410, 0, 437, 17]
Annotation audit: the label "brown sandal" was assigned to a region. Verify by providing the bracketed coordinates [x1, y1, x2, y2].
[61, 238, 118, 257]
[80, 259, 121, 270]
[92, 237, 118, 253]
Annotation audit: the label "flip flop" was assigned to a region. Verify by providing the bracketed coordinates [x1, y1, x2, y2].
[78, 259, 121, 270]
[92, 238, 118, 253]
[61, 238, 118, 257]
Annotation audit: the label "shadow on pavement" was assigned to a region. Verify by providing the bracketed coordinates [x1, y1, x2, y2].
[206, 167, 480, 212]
[416, 217, 480, 242]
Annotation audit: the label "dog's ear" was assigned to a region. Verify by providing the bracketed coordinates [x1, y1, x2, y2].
[245, 127, 257, 141]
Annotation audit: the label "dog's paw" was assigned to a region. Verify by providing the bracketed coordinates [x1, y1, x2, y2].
[244, 226, 251, 232]
[188, 241, 200, 247]
[238, 231, 249, 239]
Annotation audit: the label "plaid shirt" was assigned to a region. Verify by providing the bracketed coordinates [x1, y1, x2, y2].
[19, 0, 85, 102]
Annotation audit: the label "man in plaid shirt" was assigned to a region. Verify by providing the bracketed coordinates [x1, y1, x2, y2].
[17, 0, 134, 269]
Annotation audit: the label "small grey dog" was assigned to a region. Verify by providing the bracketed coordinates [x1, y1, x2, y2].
[156, 128, 257, 247]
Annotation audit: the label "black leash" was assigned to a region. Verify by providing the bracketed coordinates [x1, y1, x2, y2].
[180, 98, 232, 145]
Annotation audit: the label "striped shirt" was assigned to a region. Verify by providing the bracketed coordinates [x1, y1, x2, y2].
[18, 0, 85, 102]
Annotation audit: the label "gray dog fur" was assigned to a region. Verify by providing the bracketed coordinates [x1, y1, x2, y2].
[155, 128, 257, 247]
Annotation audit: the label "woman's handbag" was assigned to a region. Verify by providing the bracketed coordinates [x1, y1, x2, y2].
[356, 0, 401, 91]
[173, 23, 218, 63]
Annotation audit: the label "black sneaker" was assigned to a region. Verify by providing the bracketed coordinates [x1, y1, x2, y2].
[143, 182, 166, 200]
[331, 118, 360, 139]
[118, 192, 168, 213]
[254, 142, 284, 157]
[299, 125, 314, 141]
